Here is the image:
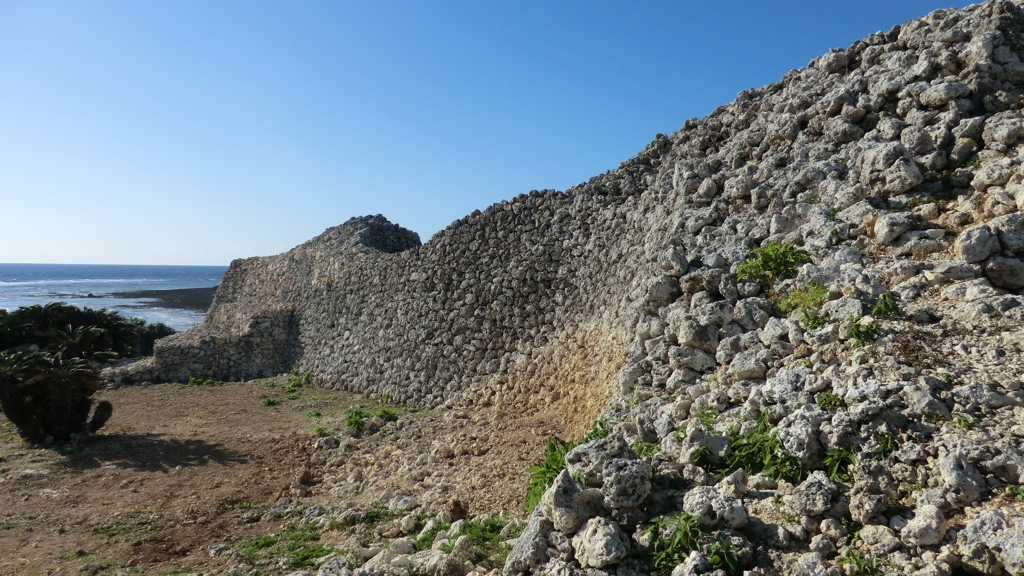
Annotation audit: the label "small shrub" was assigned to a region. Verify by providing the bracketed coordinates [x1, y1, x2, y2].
[311, 426, 329, 437]
[817, 392, 841, 410]
[848, 318, 878, 347]
[736, 241, 810, 289]
[285, 370, 311, 392]
[836, 551, 882, 576]
[871, 292, 899, 318]
[1006, 486, 1024, 500]
[823, 446, 856, 483]
[647, 514, 709, 572]
[373, 407, 398, 422]
[260, 398, 279, 407]
[345, 408, 367, 434]
[306, 410, 322, 418]
[287, 393, 299, 400]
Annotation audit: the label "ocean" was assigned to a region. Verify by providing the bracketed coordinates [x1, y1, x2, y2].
[0, 263, 228, 331]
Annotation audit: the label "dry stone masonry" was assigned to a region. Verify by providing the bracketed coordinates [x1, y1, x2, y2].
[109, 2, 1024, 574]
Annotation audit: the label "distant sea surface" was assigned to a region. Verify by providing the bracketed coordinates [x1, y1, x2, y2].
[0, 263, 228, 331]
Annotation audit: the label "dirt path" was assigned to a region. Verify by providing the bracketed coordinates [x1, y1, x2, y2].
[0, 379, 567, 575]
[0, 379, 360, 575]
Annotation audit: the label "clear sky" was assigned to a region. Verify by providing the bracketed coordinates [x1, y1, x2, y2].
[0, 1, 956, 265]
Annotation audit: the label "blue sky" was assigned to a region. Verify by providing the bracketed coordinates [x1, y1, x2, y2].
[0, 1, 955, 265]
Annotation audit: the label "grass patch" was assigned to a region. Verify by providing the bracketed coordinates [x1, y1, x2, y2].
[186, 377, 224, 387]
[306, 410, 322, 418]
[414, 520, 451, 551]
[260, 398, 280, 407]
[311, 426, 330, 437]
[238, 523, 332, 569]
[1006, 485, 1024, 500]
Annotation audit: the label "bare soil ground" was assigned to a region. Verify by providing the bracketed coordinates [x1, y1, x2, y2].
[0, 378, 567, 576]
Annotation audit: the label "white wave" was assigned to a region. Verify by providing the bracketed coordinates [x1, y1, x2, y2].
[0, 278, 158, 287]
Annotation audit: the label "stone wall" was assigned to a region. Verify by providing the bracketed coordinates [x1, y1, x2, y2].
[108, 0, 1024, 423]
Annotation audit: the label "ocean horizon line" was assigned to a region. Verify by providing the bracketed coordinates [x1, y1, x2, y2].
[0, 262, 229, 268]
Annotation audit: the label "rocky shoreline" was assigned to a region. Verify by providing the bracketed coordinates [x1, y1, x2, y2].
[110, 286, 218, 312]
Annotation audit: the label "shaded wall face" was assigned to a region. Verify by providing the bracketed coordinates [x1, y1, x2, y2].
[117, 187, 674, 414]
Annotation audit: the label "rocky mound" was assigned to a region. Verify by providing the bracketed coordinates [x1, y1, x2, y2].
[109, 1, 1024, 574]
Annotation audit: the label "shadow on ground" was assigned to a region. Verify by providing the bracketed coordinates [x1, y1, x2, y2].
[55, 432, 248, 472]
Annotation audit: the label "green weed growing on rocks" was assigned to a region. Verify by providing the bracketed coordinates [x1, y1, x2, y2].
[873, 432, 899, 460]
[646, 514, 708, 573]
[441, 516, 519, 565]
[778, 284, 828, 314]
[848, 318, 878, 347]
[871, 292, 899, 318]
[817, 392, 841, 410]
[631, 440, 659, 459]
[836, 551, 883, 576]
[345, 408, 367, 434]
[823, 445, 856, 483]
[736, 241, 810, 289]
[705, 412, 806, 483]
[523, 420, 611, 509]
